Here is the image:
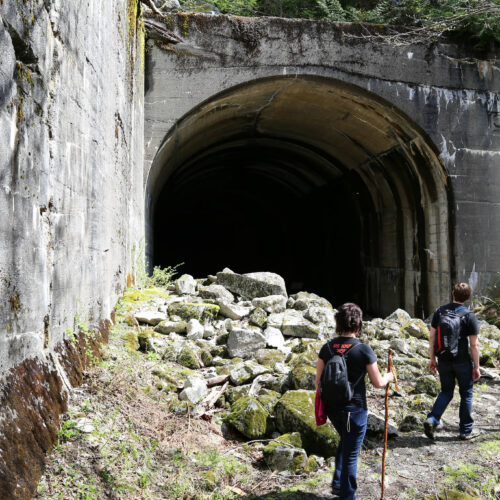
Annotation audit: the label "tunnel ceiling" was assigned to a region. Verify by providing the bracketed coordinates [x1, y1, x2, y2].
[147, 75, 450, 317]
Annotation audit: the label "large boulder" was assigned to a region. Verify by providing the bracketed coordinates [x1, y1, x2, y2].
[366, 412, 398, 437]
[227, 360, 270, 385]
[134, 310, 167, 325]
[274, 390, 339, 457]
[155, 320, 187, 334]
[225, 396, 270, 439]
[263, 433, 307, 472]
[282, 310, 320, 339]
[291, 292, 332, 311]
[413, 375, 440, 396]
[198, 284, 234, 303]
[290, 363, 316, 390]
[385, 309, 412, 326]
[404, 319, 430, 339]
[252, 295, 287, 314]
[218, 302, 252, 320]
[227, 327, 267, 358]
[178, 376, 208, 404]
[262, 327, 286, 350]
[216, 271, 287, 299]
[168, 302, 220, 322]
[255, 348, 286, 367]
[175, 274, 197, 295]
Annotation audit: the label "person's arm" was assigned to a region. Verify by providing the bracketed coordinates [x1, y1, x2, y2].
[315, 358, 325, 391]
[366, 361, 394, 388]
[469, 335, 481, 382]
[429, 326, 438, 372]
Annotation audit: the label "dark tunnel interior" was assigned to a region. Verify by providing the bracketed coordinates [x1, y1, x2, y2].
[147, 76, 450, 317]
[153, 143, 369, 311]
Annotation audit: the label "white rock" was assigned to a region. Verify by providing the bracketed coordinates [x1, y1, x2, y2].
[134, 310, 167, 325]
[199, 284, 234, 303]
[385, 308, 412, 325]
[263, 326, 285, 349]
[175, 274, 197, 295]
[186, 319, 204, 340]
[155, 320, 187, 334]
[304, 306, 336, 327]
[267, 312, 285, 329]
[367, 412, 398, 436]
[218, 302, 252, 320]
[203, 325, 216, 339]
[216, 270, 287, 299]
[281, 310, 320, 339]
[252, 295, 287, 314]
[227, 327, 267, 358]
[178, 376, 208, 404]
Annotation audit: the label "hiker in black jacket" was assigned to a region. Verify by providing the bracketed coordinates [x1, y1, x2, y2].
[315, 303, 393, 500]
[424, 282, 481, 440]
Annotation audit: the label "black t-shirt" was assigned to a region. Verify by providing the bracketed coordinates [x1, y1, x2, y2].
[318, 337, 377, 409]
[431, 303, 479, 361]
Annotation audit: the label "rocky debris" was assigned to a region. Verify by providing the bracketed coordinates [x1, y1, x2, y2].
[179, 376, 208, 404]
[263, 433, 307, 472]
[175, 274, 197, 295]
[252, 295, 288, 314]
[216, 270, 287, 299]
[134, 310, 167, 325]
[126, 269, 500, 474]
[366, 412, 398, 437]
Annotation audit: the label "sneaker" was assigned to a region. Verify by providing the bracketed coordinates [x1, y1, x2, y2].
[459, 429, 481, 440]
[424, 418, 435, 440]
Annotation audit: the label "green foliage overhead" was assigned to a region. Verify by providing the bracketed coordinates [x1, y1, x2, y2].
[178, 0, 500, 47]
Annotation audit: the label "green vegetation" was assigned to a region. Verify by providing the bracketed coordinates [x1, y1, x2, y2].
[178, 0, 500, 47]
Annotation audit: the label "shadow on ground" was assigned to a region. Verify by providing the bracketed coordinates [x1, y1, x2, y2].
[240, 494, 332, 500]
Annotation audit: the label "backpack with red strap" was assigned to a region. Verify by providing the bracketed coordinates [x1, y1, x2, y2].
[435, 306, 470, 361]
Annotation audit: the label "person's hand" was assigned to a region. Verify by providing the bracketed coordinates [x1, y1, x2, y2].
[386, 372, 394, 384]
[429, 359, 438, 372]
[472, 366, 481, 382]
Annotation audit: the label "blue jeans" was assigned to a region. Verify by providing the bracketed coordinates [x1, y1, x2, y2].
[427, 358, 474, 435]
[328, 405, 368, 500]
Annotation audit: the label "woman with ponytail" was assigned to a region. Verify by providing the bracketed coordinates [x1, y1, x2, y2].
[315, 303, 393, 499]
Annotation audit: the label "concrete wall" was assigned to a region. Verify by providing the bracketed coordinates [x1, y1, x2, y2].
[144, 14, 500, 305]
[0, 1, 144, 497]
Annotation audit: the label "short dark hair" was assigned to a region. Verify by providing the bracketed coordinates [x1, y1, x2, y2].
[452, 282, 472, 303]
[335, 303, 363, 334]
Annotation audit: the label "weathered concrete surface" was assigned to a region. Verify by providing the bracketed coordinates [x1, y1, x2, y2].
[144, 14, 499, 316]
[0, 1, 144, 497]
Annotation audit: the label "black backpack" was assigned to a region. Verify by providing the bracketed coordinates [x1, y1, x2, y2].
[435, 306, 469, 360]
[319, 342, 364, 408]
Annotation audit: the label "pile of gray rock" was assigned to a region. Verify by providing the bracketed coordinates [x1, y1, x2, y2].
[126, 269, 500, 473]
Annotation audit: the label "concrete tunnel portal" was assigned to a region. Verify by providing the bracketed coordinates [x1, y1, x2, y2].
[146, 75, 451, 318]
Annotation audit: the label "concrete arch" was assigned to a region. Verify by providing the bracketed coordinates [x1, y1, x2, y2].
[146, 75, 451, 317]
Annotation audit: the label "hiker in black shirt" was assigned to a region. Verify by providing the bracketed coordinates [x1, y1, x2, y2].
[425, 283, 481, 440]
[315, 303, 393, 500]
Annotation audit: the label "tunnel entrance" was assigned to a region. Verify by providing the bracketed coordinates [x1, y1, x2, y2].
[147, 76, 451, 317]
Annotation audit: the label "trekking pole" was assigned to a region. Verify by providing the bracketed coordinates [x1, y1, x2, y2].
[381, 348, 397, 500]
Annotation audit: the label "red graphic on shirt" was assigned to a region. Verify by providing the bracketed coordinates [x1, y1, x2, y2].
[332, 343, 353, 355]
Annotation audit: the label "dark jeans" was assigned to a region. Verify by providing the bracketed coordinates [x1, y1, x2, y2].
[328, 405, 368, 500]
[427, 358, 474, 435]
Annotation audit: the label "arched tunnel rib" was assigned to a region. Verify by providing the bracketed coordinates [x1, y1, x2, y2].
[147, 75, 450, 317]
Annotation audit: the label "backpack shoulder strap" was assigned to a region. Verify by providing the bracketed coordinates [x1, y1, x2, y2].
[344, 342, 365, 388]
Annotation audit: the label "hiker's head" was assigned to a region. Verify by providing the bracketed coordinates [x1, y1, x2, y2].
[335, 303, 363, 335]
[452, 282, 472, 303]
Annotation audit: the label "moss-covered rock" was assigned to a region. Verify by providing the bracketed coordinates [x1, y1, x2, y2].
[413, 375, 440, 396]
[303, 455, 319, 473]
[225, 385, 252, 405]
[178, 344, 201, 369]
[122, 330, 139, 352]
[138, 330, 155, 353]
[399, 413, 425, 432]
[250, 307, 268, 328]
[168, 302, 220, 322]
[290, 363, 316, 390]
[404, 319, 430, 339]
[155, 320, 187, 334]
[225, 396, 270, 439]
[200, 349, 213, 367]
[407, 393, 434, 412]
[425, 491, 484, 500]
[257, 388, 281, 413]
[274, 390, 339, 457]
[262, 433, 306, 472]
[255, 348, 286, 367]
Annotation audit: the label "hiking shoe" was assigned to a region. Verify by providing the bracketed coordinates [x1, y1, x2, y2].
[459, 429, 481, 440]
[424, 418, 435, 440]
